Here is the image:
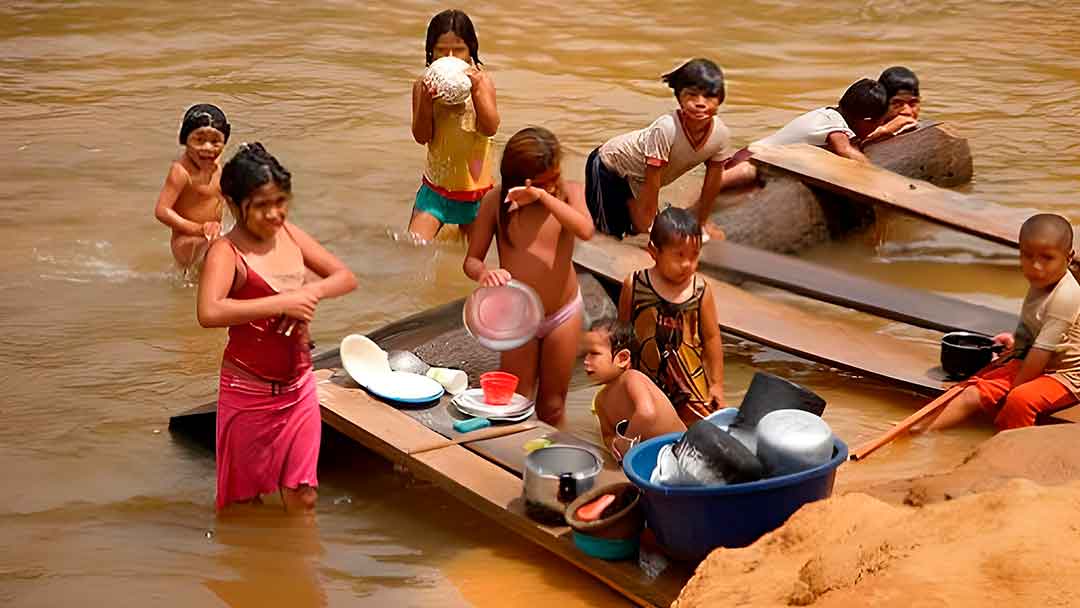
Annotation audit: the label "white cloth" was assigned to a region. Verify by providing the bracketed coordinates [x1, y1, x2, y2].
[598, 110, 729, 198]
[650, 443, 706, 486]
[753, 107, 855, 148]
[649, 442, 731, 487]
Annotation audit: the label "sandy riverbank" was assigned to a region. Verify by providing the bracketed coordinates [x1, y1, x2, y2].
[674, 424, 1080, 607]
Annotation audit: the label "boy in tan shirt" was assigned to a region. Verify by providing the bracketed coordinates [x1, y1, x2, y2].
[927, 213, 1080, 430]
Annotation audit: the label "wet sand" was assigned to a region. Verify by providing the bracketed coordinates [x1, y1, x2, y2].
[676, 424, 1080, 607]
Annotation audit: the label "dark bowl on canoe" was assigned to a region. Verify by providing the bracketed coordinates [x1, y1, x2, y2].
[941, 331, 1000, 379]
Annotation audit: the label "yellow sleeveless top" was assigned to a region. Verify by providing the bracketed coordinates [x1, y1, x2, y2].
[424, 97, 494, 200]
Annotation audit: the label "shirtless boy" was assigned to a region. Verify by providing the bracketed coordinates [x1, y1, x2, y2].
[583, 318, 686, 461]
[154, 104, 231, 273]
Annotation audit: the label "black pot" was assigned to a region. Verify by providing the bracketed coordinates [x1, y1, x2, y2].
[940, 332, 1000, 379]
[733, 371, 827, 429]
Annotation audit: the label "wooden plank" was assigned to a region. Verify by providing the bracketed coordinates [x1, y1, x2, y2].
[315, 369, 691, 607]
[407, 422, 539, 455]
[574, 237, 948, 395]
[749, 143, 1036, 247]
[699, 239, 1017, 336]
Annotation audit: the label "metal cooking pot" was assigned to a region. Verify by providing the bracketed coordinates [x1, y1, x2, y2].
[755, 409, 834, 476]
[523, 445, 602, 524]
[941, 331, 1003, 379]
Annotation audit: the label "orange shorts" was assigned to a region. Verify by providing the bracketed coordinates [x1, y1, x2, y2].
[968, 359, 1078, 430]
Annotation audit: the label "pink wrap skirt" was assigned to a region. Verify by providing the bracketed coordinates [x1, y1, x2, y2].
[215, 367, 321, 510]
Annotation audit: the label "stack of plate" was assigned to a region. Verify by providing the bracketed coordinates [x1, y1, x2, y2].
[452, 388, 535, 422]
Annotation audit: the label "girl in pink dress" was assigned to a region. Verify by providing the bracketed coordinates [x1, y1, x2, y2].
[198, 143, 357, 512]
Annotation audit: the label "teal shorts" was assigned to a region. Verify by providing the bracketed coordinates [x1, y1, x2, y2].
[414, 183, 481, 225]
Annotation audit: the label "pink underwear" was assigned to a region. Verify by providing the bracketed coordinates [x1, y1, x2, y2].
[536, 289, 583, 339]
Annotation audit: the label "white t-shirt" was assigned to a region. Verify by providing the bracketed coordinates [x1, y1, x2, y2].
[598, 111, 730, 197]
[753, 107, 855, 148]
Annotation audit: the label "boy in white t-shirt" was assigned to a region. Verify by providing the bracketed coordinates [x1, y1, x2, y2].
[721, 78, 888, 190]
[585, 58, 730, 239]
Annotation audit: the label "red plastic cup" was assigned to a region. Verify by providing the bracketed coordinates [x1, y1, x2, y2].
[480, 371, 519, 405]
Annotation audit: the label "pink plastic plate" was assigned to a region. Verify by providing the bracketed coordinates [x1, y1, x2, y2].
[463, 280, 543, 351]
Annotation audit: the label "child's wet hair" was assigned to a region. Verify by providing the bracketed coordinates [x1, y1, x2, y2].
[590, 318, 636, 355]
[649, 206, 702, 250]
[220, 143, 292, 218]
[498, 127, 562, 246]
[878, 66, 920, 98]
[179, 104, 230, 145]
[662, 58, 725, 102]
[1020, 213, 1074, 252]
[425, 9, 481, 66]
[837, 78, 889, 121]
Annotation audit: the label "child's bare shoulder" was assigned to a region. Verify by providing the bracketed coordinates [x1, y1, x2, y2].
[168, 159, 192, 182]
[477, 185, 500, 214]
[624, 369, 657, 391]
[592, 384, 614, 412]
[205, 233, 236, 260]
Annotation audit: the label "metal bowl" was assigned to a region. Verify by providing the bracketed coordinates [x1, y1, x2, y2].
[523, 445, 602, 524]
[755, 409, 834, 476]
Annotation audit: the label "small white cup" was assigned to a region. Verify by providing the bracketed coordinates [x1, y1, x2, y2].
[426, 367, 468, 395]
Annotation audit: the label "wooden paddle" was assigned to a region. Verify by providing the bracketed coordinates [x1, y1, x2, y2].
[849, 384, 967, 461]
[406, 422, 538, 455]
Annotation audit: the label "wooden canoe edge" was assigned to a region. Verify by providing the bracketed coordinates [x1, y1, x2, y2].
[315, 370, 690, 607]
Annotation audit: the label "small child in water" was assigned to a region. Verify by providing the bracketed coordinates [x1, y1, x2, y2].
[865, 66, 921, 144]
[720, 79, 888, 190]
[464, 127, 595, 425]
[409, 9, 499, 242]
[154, 104, 231, 272]
[584, 318, 686, 461]
[585, 58, 730, 240]
[619, 206, 725, 426]
[925, 214, 1080, 431]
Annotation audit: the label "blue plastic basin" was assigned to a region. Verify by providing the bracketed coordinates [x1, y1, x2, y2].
[622, 432, 848, 562]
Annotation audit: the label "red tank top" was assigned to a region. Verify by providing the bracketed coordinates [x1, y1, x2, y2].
[221, 239, 313, 383]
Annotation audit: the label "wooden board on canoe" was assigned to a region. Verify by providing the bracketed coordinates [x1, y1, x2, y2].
[698, 239, 1017, 336]
[315, 368, 692, 608]
[749, 143, 1043, 248]
[171, 296, 694, 607]
[574, 236, 949, 395]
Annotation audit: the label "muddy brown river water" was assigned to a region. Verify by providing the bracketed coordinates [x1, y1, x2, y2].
[3, 1, 1080, 606]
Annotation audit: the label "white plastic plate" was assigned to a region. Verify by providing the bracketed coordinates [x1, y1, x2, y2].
[365, 371, 445, 404]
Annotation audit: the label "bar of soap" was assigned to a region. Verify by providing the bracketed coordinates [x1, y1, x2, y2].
[453, 417, 492, 433]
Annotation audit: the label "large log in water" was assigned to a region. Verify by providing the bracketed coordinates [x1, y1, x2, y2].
[711, 123, 973, 253]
